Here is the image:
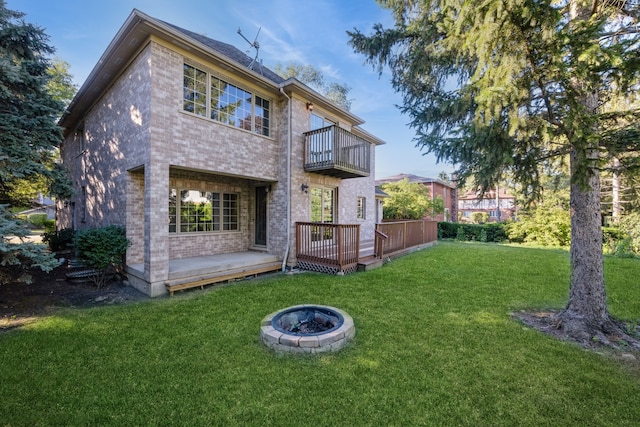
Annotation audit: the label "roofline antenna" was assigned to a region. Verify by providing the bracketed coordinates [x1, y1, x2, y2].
[237, 27, 263, 75]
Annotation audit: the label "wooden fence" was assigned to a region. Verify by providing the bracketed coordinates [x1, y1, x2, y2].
[375, 220, 438, 256]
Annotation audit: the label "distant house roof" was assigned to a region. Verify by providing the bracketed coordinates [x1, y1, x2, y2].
[375, 187, 389, 198]
[376, 173, 456, 188]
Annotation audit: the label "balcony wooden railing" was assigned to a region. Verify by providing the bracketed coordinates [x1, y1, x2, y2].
[303, 125, 371, 179]
[296, 222, 360, 274]
[376, 220, 438, 255]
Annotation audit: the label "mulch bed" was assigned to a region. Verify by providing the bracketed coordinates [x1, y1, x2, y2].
[0, 258, 147, 332]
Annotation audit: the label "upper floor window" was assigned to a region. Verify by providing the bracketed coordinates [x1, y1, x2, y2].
[72, 128, 86, 154]
[310, 112, 334, 131]
[183, 64, 270, 137]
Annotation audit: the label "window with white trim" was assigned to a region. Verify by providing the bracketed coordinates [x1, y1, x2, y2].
[183, 63, 270, 136]
[169, 189, 238, 233]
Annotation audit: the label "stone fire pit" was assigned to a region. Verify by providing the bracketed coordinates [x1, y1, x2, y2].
[260, 305, 355, 354]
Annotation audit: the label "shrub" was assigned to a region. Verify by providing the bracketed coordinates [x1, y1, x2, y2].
[43, 219, 55, 233]
[26, 213, 48, 228]
[484, 223, 508, 242]
[438, 222, 508, 243]
[43, 228, 75, 252]
[506, 206, 570, 247]
[471, 212, 489, 224]
[619, 212, 640, 254]
[438, 222, 459, 239]
[75, 226, 131, 288]
[613, 237, 636, 258]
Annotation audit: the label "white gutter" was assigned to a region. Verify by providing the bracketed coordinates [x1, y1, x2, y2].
[280, 87, 291, 272]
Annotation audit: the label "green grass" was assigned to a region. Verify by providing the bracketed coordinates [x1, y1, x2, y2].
[2, 241, 640, 426]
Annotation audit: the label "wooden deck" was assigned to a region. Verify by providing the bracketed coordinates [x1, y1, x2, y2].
[296, 223, 361, 274]
[127, 252, 281, 296]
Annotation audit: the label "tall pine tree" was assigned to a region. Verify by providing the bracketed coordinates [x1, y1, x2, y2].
[0, 1, 68, 283]
[349, 0, 640, 347]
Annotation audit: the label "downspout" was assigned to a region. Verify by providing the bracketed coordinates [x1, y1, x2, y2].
[280, 87, 291, 272]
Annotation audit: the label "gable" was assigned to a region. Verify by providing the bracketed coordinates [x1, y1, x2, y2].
[162, 21, 285, 85]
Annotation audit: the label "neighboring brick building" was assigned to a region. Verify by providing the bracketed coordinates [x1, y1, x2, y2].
[58, 9, 384, 296]
[457, 188, 516, 222]
[375, 174, 457, 222]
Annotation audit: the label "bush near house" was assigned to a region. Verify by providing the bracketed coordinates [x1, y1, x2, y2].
[74, 226, 130, 288]
[43, 227, 75, 252]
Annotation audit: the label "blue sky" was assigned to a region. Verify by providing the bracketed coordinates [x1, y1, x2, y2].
[9, 0, 454, 179]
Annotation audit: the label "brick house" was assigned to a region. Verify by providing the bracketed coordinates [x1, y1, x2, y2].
[375, 174, 457, 222]
[457, 188, 516, 222]
[57, 9, 384, 297]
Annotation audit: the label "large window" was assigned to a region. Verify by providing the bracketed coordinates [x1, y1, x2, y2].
[183, 63, 270, 136]
[169, 189, 238, 233]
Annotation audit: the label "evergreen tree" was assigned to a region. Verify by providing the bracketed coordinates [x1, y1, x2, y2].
[349, 0, 640, 347]
[0, 1, 69, 283]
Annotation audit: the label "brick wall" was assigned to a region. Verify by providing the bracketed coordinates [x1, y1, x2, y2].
[60, 36, 380, 292]
[59, 43, 152, 231]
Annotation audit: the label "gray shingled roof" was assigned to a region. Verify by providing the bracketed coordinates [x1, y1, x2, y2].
[162, 21, 285, 85]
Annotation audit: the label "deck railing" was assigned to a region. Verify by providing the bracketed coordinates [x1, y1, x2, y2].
[374, 229, 388, 259]
[303, 125, 371, 178]
[296, 222, 360, 274]
[376, 220, 438, 255]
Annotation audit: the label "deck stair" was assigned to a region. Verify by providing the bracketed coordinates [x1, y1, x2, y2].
[357, 255, 383, 272]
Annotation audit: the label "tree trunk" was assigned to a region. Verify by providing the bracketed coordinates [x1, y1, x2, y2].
[553, 1, 640, 349]
[612, 157, 621, 224]
[564, 0, 605, 320]
[561, 144, 608, 326]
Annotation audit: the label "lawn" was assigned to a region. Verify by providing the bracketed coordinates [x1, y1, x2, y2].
[1, 241, 640, 426]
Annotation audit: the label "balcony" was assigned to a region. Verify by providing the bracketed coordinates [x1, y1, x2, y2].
[303, 125, 371, 179]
